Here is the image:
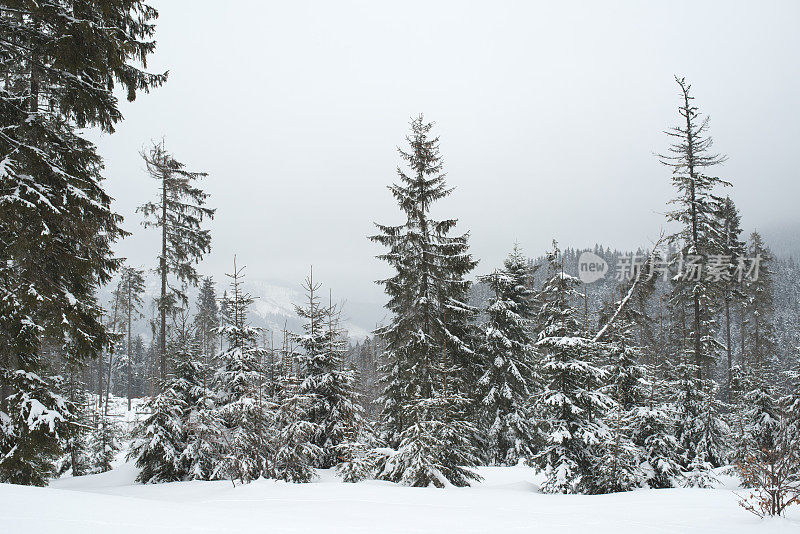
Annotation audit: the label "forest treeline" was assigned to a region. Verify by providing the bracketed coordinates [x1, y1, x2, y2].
[0, 1, 798, 513]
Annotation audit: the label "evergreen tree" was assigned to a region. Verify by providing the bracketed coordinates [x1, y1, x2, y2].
[673, 362, 728, 484]
[129, 378, 187, 483]
[591, 288, 653, 493]
[293, 271, 366, 469]
[90, 412, 121, 474]
[0, 372, 77, 485]
[781, 347, 800, 448]
[60, 373, 92, 477]
[630, 402, 683, 489]
[0, 0, 164, 485]
[476, 246, 537, 466]
[370, 115, 480, 487]
[714, 197, 746, 395]
[138, 141, 214, 385]
[743, 231, 778, 373]
[738, 376, 780, 487]
[658, 76, 729, 376]
[533, 243, 611, 494]
[268, 375, 321, 483]
[129, 308, 218, 482]
[171, 310, 221, 481]
[118, 266, 146, 410]
[194, 277, 220, 372]
[213, 258, 268, 483]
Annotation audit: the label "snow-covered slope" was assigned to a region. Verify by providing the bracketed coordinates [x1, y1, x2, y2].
[2, 464, 797, 533]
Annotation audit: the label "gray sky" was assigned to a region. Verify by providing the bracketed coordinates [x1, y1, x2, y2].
[92, 0, 800, 307]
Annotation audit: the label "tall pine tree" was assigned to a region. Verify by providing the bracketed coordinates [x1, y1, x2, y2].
[533, 243, 611, 494]
[0, 0, 164, 485]
[138, 141, 214, 385]
[477, 246, 537, 466]
[370, 115, 480, 487]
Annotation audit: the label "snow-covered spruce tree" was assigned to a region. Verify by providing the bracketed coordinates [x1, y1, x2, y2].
[293, 270, 367, 469]
[0, 1, 164, 486]
[129, 376, 187, 483]
[171, 309, 222, 481]
[194, 277, 220, 373]
[268, 375, 322, 483]
[630, 400, 683, 489]
[476, 246, 537, 466]
[743, 231, 779, 375]
[213, 258, 270, 483]
[781, 349, 800, 449]
[533, 243, 611, 494]
[673, 361, 728, 486]
[737, 380, 780, 487]
[59, 373, 92, 477]
[590, 287, 656, 493]
[0, 372, 78, 485]
[714, 196, 746, 396]
[129, 307, 219, 482]
[90, 410, 121, 474]
[619, 273, 683, 489]
[138, 141, 214, 386]
[380, 393, 481, 488]
[658, 76, 728, 378]
[118, 266, 146, 410]
[370, 115, 481, 487]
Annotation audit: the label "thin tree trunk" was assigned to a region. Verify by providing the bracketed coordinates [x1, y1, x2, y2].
[160, 175, 168, 387]
[725, 296, 732, 392]
[740, 301, 747, 372]
[127, 277, 132, 411]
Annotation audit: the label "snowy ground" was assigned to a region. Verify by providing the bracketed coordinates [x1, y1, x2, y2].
[1, 396, 797, 533]
[2, 464, 798, 533]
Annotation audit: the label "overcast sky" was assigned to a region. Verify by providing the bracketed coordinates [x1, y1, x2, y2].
[92, 0, 800, 305]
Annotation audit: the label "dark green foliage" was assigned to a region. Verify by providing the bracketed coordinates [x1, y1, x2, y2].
[370, 115, 480, 486]
[0, 0, 163, 485]
[138, 141, 214, 383]
[477, 246, 537, 466]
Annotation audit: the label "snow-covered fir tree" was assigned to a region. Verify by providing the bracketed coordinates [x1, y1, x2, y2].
[743, 231, 779, 374]
[194, 277, 220, 372]
[733, 342, 781, 487]
[714, 196, 746, 395]
[293, 270, 367, 469]
[533, 243, 611, 494]
[672, 361, 728, 487]
[170, 309, 221, 481]
[370, 115, 481, 487]
[59, 374, 92, 478]
[591, 284, 656, 493]
[0, 372, 78, 485]
[0, 0, 164, 486]
[117, 266, 146, 410]
[129, 377, 187, 483]
[138, 141, 214, 385]
[90, 410, 121, 474]
[781, 348, 800, 449]
[476, 246, 537, 466]
[268, 375, 321, 483]
[213, 258, 270, 483]
[659, 76, 728, 377]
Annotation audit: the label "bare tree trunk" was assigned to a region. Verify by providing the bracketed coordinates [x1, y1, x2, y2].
[160, 175, 168, 388]
[740, 301, 747, 372]
[725, 297, 732, 391]
[127, 278, 133, 411]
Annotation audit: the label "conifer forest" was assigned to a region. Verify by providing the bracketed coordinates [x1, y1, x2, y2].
[1, 1, 799, 532]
